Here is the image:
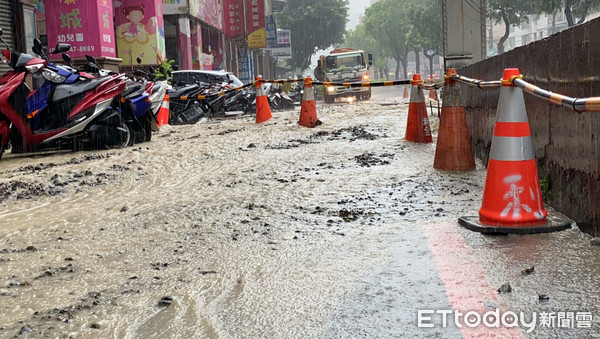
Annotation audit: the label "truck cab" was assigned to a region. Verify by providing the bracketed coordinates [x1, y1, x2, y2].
[314, 49, 373, 103]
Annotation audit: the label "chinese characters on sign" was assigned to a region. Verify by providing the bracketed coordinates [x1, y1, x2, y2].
[245, 0, 266, 48]
[238, 45, 252, 83]
[267, 30, 292, 58]
[45, 0, 116, 58]
[265, 15, 277, 48]
[224, 0, 243, 38]
[276, 30, 290, 45]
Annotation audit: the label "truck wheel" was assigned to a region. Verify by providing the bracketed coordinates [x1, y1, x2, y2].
[324, 92, 334, 104]
[362, 90, 371, 100]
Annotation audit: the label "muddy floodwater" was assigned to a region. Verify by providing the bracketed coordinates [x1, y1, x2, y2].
[1, 89, 600, 338]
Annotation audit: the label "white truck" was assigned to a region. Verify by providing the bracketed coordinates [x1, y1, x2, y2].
[314, 48, 373, 103]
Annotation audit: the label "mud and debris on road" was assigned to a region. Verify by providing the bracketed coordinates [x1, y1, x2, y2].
[1, 91, 599, 338]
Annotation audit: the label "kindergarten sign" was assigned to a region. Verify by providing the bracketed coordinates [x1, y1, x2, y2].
[45, 0, 116, 58]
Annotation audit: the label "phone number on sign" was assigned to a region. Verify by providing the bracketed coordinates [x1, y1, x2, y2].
[74, 46, 95, 52]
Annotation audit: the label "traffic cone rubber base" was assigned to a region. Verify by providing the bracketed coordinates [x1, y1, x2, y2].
[458, 210, 572, 235]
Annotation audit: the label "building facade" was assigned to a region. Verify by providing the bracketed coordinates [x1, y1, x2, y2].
[487, 10, 600, 57]
[2, 0, 279, 81]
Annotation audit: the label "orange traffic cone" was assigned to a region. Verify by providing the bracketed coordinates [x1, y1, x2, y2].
[255, 76, 272, 123]
[298, 77, 320, 128]
[459, 68, 571, 234]
[157, 93, 170, 126]
[405, 74, 432, 143]
[403, 85, 409, 99]
[433, 68, 475, 171]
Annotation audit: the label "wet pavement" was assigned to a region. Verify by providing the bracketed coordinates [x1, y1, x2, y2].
[0, 87, 599, 338]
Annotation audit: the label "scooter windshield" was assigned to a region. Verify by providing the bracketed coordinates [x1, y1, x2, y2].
[10, 51, 29, 68]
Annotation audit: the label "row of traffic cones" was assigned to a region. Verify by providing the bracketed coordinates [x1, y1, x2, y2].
[255, 76, 320, 128]
[152, 76, 321, 128]
[161, 71, 570, 235]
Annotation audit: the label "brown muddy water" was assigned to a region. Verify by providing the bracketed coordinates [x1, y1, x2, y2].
[1, 93, 599, 338]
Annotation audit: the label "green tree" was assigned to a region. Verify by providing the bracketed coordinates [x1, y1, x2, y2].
[533, 0, 600, 27]
[488, 1, 534, 53]
[277, 0, 349, 72]
[363, 0, 411, 79]
[564, 0, 600, 26]
[344, 23, 387, 79]
[405, 0, 442, 77]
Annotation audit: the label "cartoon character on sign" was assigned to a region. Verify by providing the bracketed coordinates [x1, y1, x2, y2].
[116, 5, 156, 44]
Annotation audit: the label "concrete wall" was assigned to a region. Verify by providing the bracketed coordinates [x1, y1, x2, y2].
[459, 17, 600, 235]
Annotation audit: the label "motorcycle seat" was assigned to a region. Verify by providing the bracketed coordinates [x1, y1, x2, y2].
[151, 85, 162, 94]
[168, 84, 199, 99]
[52, 76, 112, 102]
[122, 80, 144, 98]
[123, 82, 146, 99]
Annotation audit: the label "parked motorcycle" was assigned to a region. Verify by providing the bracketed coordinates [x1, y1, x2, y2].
[167, 82, 206, 124]
[0, 28, 131, 159]
[269, 84, 295, 111]
[80, 55, 155, 144]
[288, 82, 304, 105]
[250, 83, 294, 112]
[223, 87, 253, 115]
[131, 58, 170, 137]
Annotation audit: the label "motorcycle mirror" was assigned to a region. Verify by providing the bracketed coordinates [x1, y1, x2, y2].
[368, 53, 373, 66]
[32, 44, 42, 56]
[62, 53, 74, 68]
[85, 54, 97, 64]
[52, 43, 71, 54]
[0, 28, 6, 51]
[172, 65, 179, 71]
[32, 38, 47, 58]
[136, 57, 142, 65]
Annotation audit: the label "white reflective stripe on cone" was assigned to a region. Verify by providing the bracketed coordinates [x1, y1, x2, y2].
[256, 85, 264, 97]
[302, 86, 315, 101]
[489, 136, 535, 161]
[409, 84, 425, 103]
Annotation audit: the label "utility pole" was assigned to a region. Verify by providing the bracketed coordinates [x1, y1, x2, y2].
[442, 0, 487, 69]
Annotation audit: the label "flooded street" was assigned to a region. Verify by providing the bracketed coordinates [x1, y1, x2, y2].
[1, 87, 599, 338]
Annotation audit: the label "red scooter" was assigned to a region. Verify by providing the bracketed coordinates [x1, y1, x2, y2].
[0, 28, 131, 159]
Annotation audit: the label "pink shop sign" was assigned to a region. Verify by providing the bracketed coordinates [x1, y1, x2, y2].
[45, 0, 116, 58]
